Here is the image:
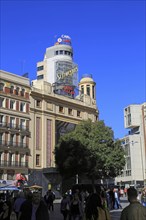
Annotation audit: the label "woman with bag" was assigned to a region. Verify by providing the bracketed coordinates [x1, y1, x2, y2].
[85, 193, 111, 220]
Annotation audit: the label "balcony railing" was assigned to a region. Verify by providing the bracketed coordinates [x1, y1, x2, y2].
[0, 140, 28, 148]
[0, 122, 30, 132]
[0, 160, 28, 168]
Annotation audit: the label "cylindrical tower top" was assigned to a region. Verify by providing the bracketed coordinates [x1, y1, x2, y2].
[79, 74, 96, 100]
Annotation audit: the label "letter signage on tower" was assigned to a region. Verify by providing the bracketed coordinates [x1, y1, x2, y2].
[55, 34, 72, 46]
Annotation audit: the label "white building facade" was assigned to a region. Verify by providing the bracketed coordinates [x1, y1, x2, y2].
[115, 103, 146, 188]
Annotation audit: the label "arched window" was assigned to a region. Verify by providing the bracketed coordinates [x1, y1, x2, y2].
[92, 85, 95, 99]
[15, 87, 19, 95]
[21, 88, 25, 96]
[81, 85, 84, 94]
[86, 85, 90, 96]
[10, 85, 14, 94]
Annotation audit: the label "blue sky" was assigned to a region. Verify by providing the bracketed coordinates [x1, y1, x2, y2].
[1, 0, 145, 139]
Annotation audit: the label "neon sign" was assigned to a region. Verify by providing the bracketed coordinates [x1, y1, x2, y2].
[63, 86, 75, 95]
[56, 66, 78, 80]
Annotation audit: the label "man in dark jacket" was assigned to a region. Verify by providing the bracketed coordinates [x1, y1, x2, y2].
[19, 191, 49, 220]
[120, 187, 146, 220]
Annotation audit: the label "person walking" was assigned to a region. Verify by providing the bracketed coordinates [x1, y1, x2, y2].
[60, 194, 70, 220]
[85, 192, 111, 220]
[120, 187, 146, 220]
[70, 193, 83, 220]
[13, 192, 26, 219]
[114, 189, 122, 209]
[44, 189, 55, 211]
[18, 191, 49, 220]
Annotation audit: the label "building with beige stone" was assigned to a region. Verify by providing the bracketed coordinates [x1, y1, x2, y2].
[28, 35, 99, 193]
[0, 36, 99, 193]
[0, 70, 31, 186]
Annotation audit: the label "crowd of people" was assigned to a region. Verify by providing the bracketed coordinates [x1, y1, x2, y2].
[60, 186, 117, 220]
[0, 186, 146, 220]
[0, 189, 50, 220]
[60, 186, 146, 220]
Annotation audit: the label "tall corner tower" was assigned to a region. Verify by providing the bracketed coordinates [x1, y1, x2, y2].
[36, 35, 78, 85]
[78, 74, 96, 101]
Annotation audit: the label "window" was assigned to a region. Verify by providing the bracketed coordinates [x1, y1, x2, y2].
[19, 154, 25, 166]
[37, 75, 44, 80]
[7, 172, 14, 180]
[0, 115, 4, 125]
[10, 134, 14, 146]
[21, 88, 25, 96]
[86, 85, 90, 96]
[59, 106, 64, 113]
[10, 117, 15, 128]
[10, 100, 15, 109]
[55, 51, 58, 55]
[0, 133, 3, 145]
[126, 157, 131, 170]
[77, 110, 81, 117]
[0, 98, 4, 108]
[60, 50, 63, 54]
[36, 100, 41, 107]
[36, 154, 40, 166]
[92, 85, 95, 99]
[20, 102, 25, 112]
[0, 83, 4, 91]
[68, 108, 72, 115]
[81, 86, 84, 94]
[20, 119, 25, 130]
[20, 136, 25, 147]
[10, 86, 14, 94]
[37, 66, 44, 71]
[15, 87, 19, 95]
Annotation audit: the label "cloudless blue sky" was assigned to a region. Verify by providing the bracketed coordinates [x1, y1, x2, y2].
[1, 0, 145, 139]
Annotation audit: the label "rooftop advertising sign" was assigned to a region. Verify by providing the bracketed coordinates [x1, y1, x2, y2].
[54, 61, 78, 98]
[55, 34, 71, 46]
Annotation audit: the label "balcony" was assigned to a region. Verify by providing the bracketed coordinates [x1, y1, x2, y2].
[0, 140, 30, 154]
[0, 160, 28, 168]
[0, 122, 30, 136]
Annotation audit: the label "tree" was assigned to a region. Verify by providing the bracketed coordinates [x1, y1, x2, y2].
[54, 119, 125, 183]
[55, 139, 90, 178]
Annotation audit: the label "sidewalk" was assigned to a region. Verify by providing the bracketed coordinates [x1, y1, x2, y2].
[109, 196, 129, 220]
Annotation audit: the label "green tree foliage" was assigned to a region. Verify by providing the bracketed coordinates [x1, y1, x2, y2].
[54, 119, 125, 182]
